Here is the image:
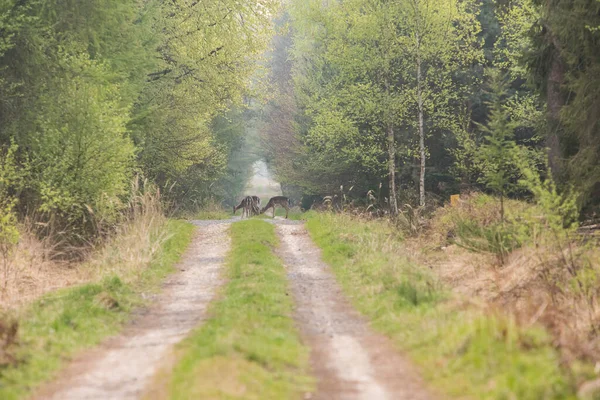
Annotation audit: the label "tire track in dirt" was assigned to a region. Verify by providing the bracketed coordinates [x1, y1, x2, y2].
[277, 223, 434, 400]
[33, 222, 230, 400]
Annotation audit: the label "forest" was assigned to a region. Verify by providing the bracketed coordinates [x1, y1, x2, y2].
[263, 0, 600, 219]
[2, 0, 600, 239]
[0, 0, 276, 245]
[2, 0, 600, 399]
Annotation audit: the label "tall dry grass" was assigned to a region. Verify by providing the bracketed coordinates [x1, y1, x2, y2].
[0, 222, 80, 309]
[408, 192, 600, 372]
[85, 180, 168, 281]
[0, 179, 169, 310]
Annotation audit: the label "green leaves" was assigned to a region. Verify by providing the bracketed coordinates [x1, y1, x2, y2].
[132, 0, 278, 205]
[476, 70, 523, 214]
[285, 0, 483, 199]
[31, 60, 134, 223]
[0, 0, 279, 237]
[0, 143, 22, 253]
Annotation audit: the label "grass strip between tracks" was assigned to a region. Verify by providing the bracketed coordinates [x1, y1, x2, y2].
[0, 220, 194, 400]
[305, 211, 576, 400]
[167, 220, 313, 400]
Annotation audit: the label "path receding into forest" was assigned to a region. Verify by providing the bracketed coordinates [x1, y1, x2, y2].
[34, 223, 229, 400]
[277, 223, 433, 400]
[34, 218, 433, 400]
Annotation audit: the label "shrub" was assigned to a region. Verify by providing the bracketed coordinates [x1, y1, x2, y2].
[476, 70, 523, 223]
[431, 193, 532, 242]
[28, 53, 135, 239]
[454, 218, 527, 264]
[0, 143, 23, 290]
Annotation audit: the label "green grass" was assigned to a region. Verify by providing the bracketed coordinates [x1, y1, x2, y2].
[0, 220, 194, 400]
[304, 211, 575, 400]
[255, 208, 305, 221]
[167, 220, 312, 400]
[195, 209, 232, 220]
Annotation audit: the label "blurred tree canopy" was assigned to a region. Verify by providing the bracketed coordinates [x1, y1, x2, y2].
[261, 0, 600, 216]
[0, 0, 277, 237]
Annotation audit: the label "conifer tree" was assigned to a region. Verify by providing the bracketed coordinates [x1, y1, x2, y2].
[477, 71, 520, 222]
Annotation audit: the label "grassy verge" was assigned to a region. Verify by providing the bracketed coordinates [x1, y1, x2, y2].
[304, 211, 575, 400]
[180, 201, 231, 220]
[255, 207, 304, 221]
[195, 209, 232, 220]
[167, 220, 312, 399]
[0, 220, 194, 400]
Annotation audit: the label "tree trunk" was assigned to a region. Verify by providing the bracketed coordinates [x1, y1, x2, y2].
[388, 123, 399, 216]
[500, 192, 504, 224]
[384, 70, 398, 217]
[545, 29, 565, 178]
[416, 32, 425, 208]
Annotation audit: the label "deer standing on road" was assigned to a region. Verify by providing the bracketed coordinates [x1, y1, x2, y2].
[261, 196, 290, 219]
[233, 196, 261, 218]
[233, 196, 252, 218]
[250, 196, 261, 215]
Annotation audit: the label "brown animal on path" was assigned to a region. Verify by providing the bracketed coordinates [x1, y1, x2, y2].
[250, 196, 261, 215]
[261, 196, 290, 219]
[233, 196, 261, 218]
[233, 196, 253, 218]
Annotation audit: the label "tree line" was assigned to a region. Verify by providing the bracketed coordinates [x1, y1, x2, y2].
[262, 0, 600, 216]
[0, 0, 277, 241]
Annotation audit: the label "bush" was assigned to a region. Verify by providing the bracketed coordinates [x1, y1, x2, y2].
[430, 173, 581, 268]
[0, 143, 23, 289]
[454, 218, 526, 264]
[430, 193, 533, 249]
[28, 53, 135, 237]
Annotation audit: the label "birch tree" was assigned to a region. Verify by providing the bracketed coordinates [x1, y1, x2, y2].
[289, 0, 481, 209]
[397, 0, 482, 206]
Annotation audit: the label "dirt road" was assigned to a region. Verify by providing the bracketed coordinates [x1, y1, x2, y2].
[34, 223, 230, 400]
[277, 223, 433, 400]
[34, 219, 433, 400]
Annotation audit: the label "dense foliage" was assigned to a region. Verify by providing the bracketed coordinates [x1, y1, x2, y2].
[2, 0, 599, 238]
[0, 0, 277, 239]
[262, 0, 600, 216]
